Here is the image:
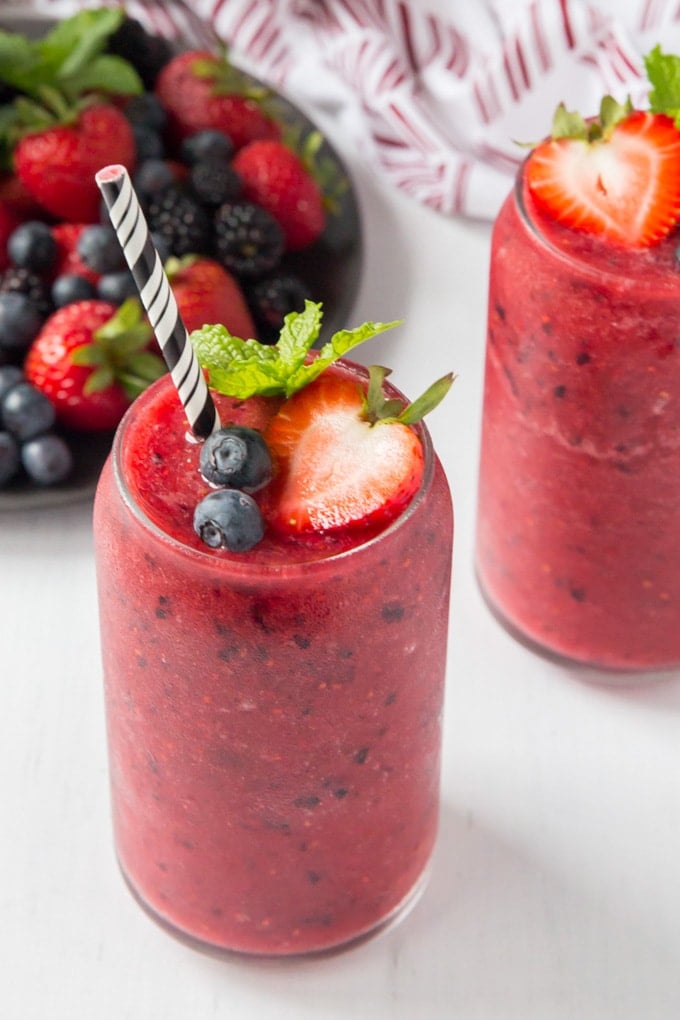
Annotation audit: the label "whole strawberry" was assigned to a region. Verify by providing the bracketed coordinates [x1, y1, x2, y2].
[0, 9, 142, 222]
[166, 255, 256, 337]
[232, 138, 326, 250]
[14, 105, 136, 224]
[24, 298, 165, 432]
[155, 50, 281, 151]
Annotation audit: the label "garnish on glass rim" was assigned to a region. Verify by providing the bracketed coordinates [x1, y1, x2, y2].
[525, 45, 680, 248]
[191, 299, 453, 404]
[192, 302, 454, 535]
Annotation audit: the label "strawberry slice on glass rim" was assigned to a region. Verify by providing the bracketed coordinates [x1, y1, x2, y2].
[525, 100, 680, 248]
[263, 366, 453, 535]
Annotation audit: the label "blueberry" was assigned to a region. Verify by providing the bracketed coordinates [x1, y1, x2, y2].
[77, 225, 126, 274]
[52, 273, 97, 308]
[1, 380, 56, 441]
[0, 365, 23, 402]
[0, 430, 20, 487]
[7, 221, 57, 273]
[180, 129, 233, 165]
[124, 93, 167, 131]
[193, 489, 264, 552]
[0, 292, 43, 353]
[97, 270, 138, 304]
[21, 433, 73, 486]
[132, 123, 165, 161]
[133, 159, 176, 202]
[199, 426, 272, 492]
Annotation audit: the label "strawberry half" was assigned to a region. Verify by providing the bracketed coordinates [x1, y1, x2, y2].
[263, 370, 426, 534]
[526, 106, 680, 248]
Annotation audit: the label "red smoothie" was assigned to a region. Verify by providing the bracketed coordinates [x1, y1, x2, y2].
[93, 360, 453, 955]
[476, 168, 680, 670]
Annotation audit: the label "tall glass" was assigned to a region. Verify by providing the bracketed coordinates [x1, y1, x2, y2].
[93, 361, 453, 956]
[475, 165, 680, 672]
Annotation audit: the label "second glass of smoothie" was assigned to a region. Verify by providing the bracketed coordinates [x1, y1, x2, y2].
[476, 164, 680, 672]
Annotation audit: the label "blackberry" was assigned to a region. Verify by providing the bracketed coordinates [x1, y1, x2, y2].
[106, 17, 172, 90]
[213, 201, 284, 277]
[189, 160, 243, 207]
[124, 93, 167, 132]
[0, 266, 52, 319]
[246, 273, 311, 344]
[146, 185, 212, 258]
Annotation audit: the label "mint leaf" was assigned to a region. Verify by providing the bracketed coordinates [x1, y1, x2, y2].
[191, 301, 400, 399]
[59, 55, 143, 100]
[645, 45, 680, 124]
[44, 9, 125, 78]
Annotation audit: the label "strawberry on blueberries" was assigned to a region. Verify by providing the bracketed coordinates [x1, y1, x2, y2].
[155, 50, 281, 150]
[25, 298, 165, 432]
[232, 138, 326, 251]
[167, 255, 255, 338]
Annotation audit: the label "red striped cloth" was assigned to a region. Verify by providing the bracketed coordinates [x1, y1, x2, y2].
[22, 0, 680, 218]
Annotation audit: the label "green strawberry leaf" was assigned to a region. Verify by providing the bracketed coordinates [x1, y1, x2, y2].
[191, 301, 400, 399]
[396, 371, 456, 424]
[43, 8, 124, 78]
[83, 364, 115, 395]
[645, 45, 680, 125]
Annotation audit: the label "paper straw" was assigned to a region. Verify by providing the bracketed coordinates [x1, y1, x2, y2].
[95, 164, 220, 439]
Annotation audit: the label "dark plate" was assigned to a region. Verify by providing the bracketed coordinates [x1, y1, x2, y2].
[0, 8, 363, 511]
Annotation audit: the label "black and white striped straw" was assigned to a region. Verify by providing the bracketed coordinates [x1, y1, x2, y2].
[95, 164, 220, 439]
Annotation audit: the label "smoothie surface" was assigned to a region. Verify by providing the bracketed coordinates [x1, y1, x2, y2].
[120, 370, 408, 566]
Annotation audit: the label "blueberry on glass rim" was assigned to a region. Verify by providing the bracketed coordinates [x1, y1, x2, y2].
[199, 426, 272, 492]
[193, 489, 265, 552]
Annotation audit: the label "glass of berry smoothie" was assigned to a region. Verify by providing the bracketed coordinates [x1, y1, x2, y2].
[475, 78, 680, 672]
[93, 345, 453, 956]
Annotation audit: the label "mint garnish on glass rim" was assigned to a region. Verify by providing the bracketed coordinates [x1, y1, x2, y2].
[192, 300, 397, 400]
[191, 300, 454, 416]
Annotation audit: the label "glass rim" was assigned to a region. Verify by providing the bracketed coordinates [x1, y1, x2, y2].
[111, 362, 438, 581]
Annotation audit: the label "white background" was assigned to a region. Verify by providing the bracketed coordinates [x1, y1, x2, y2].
[2, 14, 680, 1018]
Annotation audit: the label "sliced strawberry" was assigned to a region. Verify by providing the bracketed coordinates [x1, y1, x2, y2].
[263, 372, 424, 534]
[526, 110, 680, 247]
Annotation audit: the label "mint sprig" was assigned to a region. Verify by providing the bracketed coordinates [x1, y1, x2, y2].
[0, 10, 142, 101]
[645, 45, 680, 125]
[191, 301, 401, 399]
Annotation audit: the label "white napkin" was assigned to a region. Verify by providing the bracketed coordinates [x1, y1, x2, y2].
[190, 0, 680, 220]
[16, 0, 680, 220]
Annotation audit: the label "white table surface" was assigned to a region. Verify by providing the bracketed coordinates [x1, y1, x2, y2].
[2, 108, 680, 1020]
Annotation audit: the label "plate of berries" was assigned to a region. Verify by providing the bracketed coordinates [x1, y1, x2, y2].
[0, 4, 363, 509]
